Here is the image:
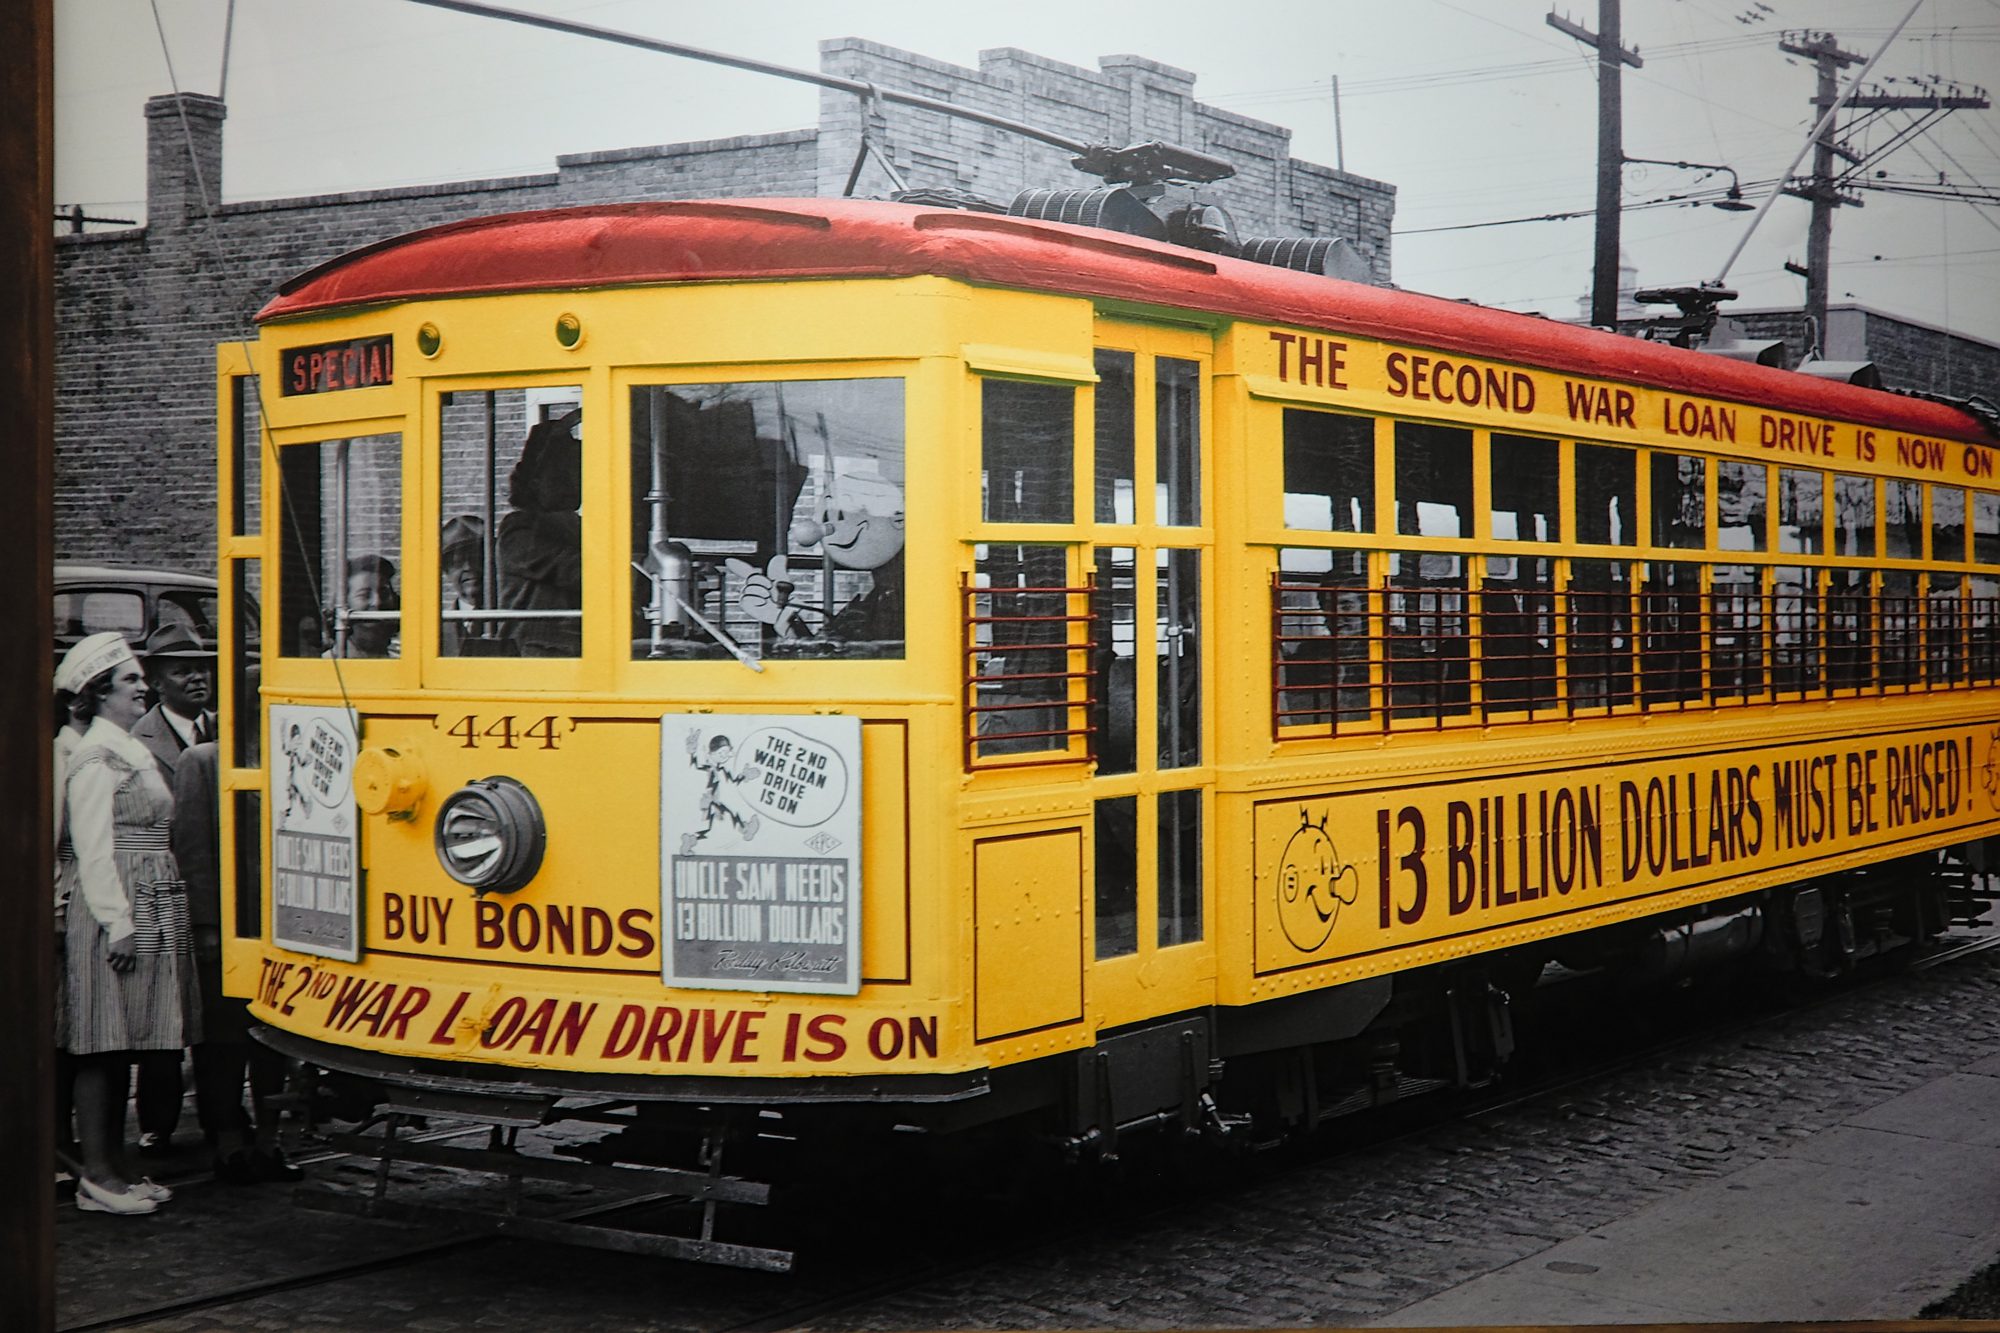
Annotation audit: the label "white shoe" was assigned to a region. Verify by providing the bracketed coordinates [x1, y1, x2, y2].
[130, 1177, 173, 1203]
[76, 1177, 158, 1216]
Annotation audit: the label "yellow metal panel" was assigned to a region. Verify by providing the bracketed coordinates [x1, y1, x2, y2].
[1234, 713, 1999, 1002]
[973, 828, 1084, 1041]
[860, 720, 911, 984]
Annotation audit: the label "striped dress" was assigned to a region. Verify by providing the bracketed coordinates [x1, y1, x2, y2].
[57, 740, 202, 1055]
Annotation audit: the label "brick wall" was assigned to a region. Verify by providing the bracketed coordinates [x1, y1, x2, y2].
[1618, 304, 2000, 407]
[56, 40, 1394, 575]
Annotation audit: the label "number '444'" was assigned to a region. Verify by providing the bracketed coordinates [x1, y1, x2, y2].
[447, 715, 561, 750]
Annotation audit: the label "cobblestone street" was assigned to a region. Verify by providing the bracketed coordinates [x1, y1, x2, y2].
[61, 945, 2000, 1330]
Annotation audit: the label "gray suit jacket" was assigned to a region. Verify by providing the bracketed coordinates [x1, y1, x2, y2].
[131, 704, 214, 786]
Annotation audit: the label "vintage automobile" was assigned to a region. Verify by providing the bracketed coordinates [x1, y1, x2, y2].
[54, 563, 230, 654]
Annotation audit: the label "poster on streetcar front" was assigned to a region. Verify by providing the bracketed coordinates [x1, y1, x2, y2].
[270, 703, 362, 962]
[660, 713, 862, 994]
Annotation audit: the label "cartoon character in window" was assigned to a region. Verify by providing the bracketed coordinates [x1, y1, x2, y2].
[791, 474, 905, 641]
[729, 556, 817, 640]
[729, 472, 905, 644]
[679, 729, 762, 856]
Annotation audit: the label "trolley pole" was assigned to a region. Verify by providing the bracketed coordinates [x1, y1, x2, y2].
[1549, 1, 1643, 329]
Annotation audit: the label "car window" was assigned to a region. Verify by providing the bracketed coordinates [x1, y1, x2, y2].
[158, 589, 220, 641]
[54, 589, 146, 643]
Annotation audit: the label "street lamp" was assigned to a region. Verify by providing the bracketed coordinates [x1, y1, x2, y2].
[1624, 157, 1756, 211]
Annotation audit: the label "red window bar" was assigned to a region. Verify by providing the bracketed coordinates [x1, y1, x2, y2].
[1709, 572, 1766, 704]
[961, 573, 1098, 770]
[1476, 578, 1560, 722]
[1271, 566, 2000, 743]
[1973, 593, 2000, 683]
[1271, 572, 1376, 737]
[1564, 576, 1636, 715]
[1636, 571, 1704, 710]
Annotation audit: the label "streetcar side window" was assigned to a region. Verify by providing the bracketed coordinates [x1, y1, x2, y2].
[982, 379, 1074, 525]
[1976, 492, 2000, 565]
[1933, 486, 1967, 564]
[1650, 452, 1706, 550]
[1834, 474, 1876, 558]
[1779, 468, 1824, 554]
[1886, 480, 1923, 560]
[1282, 408, 1373, 533]
[1718, 461, 1767, 553]
[278, 433, 402, 659]
[1576, 443, 1636, 546]
[1274, 547, 1372, 731]
[630, 379, 905, 662]
[1393, 422, 1471, 539]
[438, 387, 584, 659]
[1489, 434, 1558, 543]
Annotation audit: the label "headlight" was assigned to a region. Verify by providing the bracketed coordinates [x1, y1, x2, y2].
[434, 776, 546, 893]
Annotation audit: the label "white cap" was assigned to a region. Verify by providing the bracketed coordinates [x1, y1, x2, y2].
[55, 631, 138, 696]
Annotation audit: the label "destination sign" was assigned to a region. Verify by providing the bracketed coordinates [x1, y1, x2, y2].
[280, 334, 394, 396]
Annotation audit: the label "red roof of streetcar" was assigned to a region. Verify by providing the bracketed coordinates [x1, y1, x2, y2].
[260, 197, 1990, 446]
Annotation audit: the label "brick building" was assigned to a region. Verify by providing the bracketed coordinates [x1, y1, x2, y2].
[1711, 304, 2000, 403]
[54, 38, 1396, 572]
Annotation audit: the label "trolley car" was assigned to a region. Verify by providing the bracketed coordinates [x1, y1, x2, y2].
[213, 195, 2000, 1265]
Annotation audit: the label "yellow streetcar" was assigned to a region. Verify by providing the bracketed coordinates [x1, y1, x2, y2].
[212, 194, 2000, 1266]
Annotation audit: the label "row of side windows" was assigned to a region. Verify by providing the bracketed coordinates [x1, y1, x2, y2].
[1284, 408, 2000, 560]
[1275, 406, 2000, 735]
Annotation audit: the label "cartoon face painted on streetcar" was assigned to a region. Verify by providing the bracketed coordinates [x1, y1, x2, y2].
[1276, 808, 1359, 952]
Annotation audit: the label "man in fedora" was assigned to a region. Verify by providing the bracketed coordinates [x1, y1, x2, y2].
[129, 621, 219, 1157]
[132, 622, 218, 786]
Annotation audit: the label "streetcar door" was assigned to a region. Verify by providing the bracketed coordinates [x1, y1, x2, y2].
[1085, 322, 1215, 1031]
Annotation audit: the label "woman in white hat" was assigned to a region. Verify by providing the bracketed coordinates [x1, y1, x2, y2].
[54, 632, 201, 1215]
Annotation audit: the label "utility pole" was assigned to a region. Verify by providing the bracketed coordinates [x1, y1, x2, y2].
[1549, 1, 1643, 328]
[1778, 29, 1988, 348]
[1779, 32, 1863, 348]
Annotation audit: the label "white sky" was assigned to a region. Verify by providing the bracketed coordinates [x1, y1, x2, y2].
[54, 0, 2000, 344]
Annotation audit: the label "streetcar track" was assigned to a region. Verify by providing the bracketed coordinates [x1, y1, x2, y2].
[63, 931, 2000, 1331]
[717, 929, 2000, 1332]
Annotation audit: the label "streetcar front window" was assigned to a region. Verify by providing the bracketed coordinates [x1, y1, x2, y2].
[438, 387, 584, 658]
[278, 433, 402, 659]
[630, 379, 904, 661]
